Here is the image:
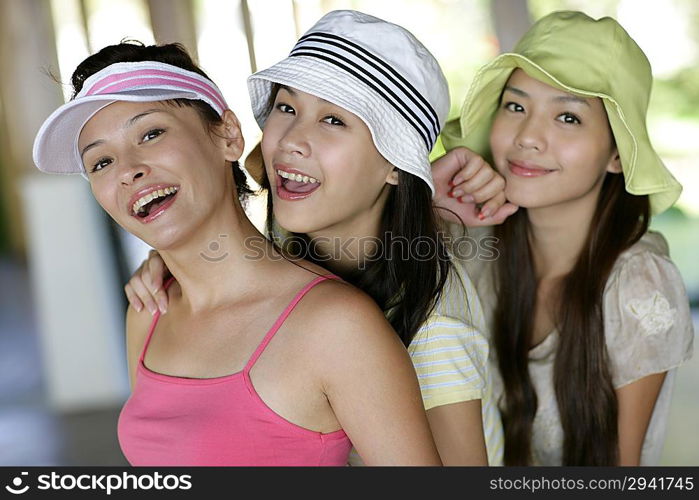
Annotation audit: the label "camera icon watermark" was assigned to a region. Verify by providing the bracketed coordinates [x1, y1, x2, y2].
[5, 472, 29, 495]
[200, 234, 229, 262]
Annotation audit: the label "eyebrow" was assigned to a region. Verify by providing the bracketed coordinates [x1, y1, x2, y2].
[503, 85, 590, 107]
[125, 108, 165, 127]
[279, 85, 296, 96]
[278, 85, 331, 105]
[80, 140, 104, 159]
[80, 109, 165, 159]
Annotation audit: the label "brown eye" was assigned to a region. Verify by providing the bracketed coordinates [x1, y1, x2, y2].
[322, 114, 345, 126]
[556, 113, 581, 125]
[142, 128, 165, 142]
[276, 103, 295, 114]
[91, 157, 113, 173]
[504, 102, 524, 113]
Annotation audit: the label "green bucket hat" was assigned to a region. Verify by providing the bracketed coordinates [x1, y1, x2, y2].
[441, 10, 682, 215]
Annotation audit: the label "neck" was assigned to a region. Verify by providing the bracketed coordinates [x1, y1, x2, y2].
[306, 221, 382, 276]
[305, 190, 389, 276]
[157, 200, 277, 314]
[527, 191, 599, 281]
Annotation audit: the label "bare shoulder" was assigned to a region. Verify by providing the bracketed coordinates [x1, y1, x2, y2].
[293, 278, 404, 357]
[301, 278, 391, 329]
[126, 304, 154, 344]
[125, 304, 155, 386]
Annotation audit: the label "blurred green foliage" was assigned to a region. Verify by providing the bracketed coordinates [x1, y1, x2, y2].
[652, 67, 699, 120]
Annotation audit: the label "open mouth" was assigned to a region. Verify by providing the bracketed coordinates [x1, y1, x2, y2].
[131, 186, 179, 219]
[276, 169, 321, 200]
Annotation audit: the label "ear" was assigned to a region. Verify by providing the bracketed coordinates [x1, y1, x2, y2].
[606, 148, 622, 174]
[221, 110, 245, 161]
[385, 168, 399, 186]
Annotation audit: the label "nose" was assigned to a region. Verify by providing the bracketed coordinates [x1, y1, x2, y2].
[119, 158, 151, 186]
[278, 119, 311, 158]
[514, 116, 546, 152]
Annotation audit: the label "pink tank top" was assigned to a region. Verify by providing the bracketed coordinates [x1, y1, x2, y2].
[118, 275, 352, 466]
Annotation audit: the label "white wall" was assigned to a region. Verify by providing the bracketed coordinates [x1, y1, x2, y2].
[21, 174, 129, 411]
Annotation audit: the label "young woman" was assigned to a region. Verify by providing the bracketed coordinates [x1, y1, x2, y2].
[32, 41, 443, 466]
[438, 10, 694, 465]
[122, 10, 512, 465]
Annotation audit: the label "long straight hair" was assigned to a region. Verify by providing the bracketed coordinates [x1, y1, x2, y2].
[493, 172, 650, 465]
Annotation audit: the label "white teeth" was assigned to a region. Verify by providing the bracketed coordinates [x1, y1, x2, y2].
[276, 170, 319, 184]
[132, 186, 178, 215]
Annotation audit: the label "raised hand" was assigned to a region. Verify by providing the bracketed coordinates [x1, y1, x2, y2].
[431, 147, 518, 226]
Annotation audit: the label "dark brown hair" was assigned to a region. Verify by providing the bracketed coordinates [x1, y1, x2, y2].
[493, 172, 650, 465]
[70, 41, 253, 202]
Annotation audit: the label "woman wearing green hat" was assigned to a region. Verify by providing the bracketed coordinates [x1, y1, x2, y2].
[439, 10, 693, 465]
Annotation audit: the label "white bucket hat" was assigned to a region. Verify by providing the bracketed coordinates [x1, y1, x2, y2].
[247, 9, 450, 195]
[33, 61, 229, 176]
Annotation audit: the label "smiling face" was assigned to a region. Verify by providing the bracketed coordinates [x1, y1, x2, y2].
[489, 69, 621, 211]
[260, 86, 397, 237]
[78, 100, 243, 249]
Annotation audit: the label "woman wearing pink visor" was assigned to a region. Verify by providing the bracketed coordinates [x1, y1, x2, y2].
[33, 42, 441, 466]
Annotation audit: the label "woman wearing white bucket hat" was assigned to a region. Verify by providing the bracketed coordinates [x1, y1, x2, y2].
[33, 41, 443, 466]
[125, 10, 508, 465]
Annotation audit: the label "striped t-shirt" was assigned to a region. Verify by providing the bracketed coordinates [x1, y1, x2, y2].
[348, 258, 504, 465]
[410, 257, 504, 465]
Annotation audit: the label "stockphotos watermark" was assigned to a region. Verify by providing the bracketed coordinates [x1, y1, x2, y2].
[200, 232, 500, 268]
[4, 470, 192, 496]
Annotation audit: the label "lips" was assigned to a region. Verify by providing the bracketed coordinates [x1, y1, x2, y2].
[508, 160, 556, 178]
[274, 164, 321, 201]
[127, 184, 180, 223]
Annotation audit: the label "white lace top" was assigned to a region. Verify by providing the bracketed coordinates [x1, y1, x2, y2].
[461, 229, 694, 465]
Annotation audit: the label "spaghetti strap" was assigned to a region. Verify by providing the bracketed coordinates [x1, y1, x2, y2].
[244, 275, 337, 373]
[138, 276, 177, 363]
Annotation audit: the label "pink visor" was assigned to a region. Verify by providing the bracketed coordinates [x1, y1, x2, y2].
[33, 61, 229, 175]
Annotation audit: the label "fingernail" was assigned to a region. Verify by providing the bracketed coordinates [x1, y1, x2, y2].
[158, 300, 168, 315]
[480, 208, 491, 219]
[147, 303, 158, 315]
[451, 189, 464, 198]
[452, 176, 463, 185]
[448, 180, 454, 187]
[135, 303, 143, 313]
[462, 194, 474, 203]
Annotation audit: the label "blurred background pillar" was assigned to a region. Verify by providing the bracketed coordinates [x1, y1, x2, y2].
[0, 0, 129, 411]
[490, 0, 532, 53]
[0, 0, 63, 258]
[147, 0, 198, 60]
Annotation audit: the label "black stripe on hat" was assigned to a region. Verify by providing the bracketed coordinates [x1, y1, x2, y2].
[291, 50, 431, 150]
[293, 38, 437, 149]
[290, 32, 439, 149]
[297, 32, 440, 134]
